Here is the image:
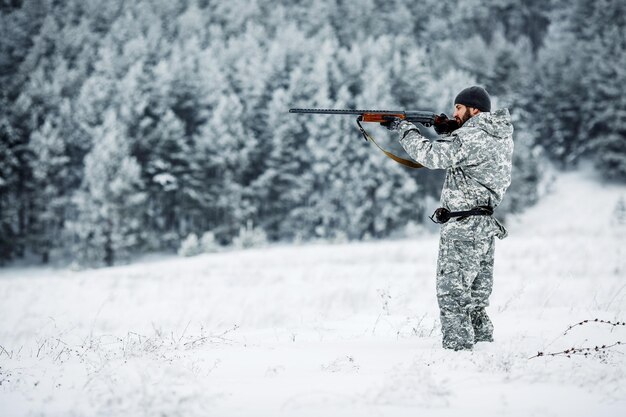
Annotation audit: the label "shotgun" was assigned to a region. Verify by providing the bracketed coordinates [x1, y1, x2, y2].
[288, 108, 439, 127]
[290, 108, 445, 169]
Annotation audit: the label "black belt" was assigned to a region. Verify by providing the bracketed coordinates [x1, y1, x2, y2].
[429, 206, 494, 224]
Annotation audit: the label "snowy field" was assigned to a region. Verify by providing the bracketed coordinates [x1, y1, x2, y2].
[1, 169, 625, 417]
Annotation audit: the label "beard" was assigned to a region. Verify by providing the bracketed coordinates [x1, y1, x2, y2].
[455, 108, 472, 126]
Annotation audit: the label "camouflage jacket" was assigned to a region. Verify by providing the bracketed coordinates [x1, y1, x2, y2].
[398, 109, 514, 241]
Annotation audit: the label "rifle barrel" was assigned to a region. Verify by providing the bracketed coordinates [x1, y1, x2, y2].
[289, 108, 436, 126]
[289, 108, 404, 115]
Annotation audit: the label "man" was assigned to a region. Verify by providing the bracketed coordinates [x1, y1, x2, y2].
[384, 86, 514, 350]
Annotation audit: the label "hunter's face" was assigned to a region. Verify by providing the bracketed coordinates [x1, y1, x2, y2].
[453, 104, 479, 126]
[453, 104, 471, 125]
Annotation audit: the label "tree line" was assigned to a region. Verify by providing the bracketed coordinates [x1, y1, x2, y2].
[0, 0, 623, 266]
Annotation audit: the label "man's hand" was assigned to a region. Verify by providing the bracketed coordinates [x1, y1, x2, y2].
[380, 116, 403, 131]
[381, 117, 421, 139]
[434, 113, 460, 135]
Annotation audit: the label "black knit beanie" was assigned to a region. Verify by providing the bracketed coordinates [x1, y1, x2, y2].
[454, 86, 491, 112]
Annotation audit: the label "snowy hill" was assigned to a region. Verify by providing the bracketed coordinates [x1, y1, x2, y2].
[1, 170, 625, 417]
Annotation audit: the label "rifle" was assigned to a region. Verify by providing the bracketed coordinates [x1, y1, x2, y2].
[289, 108, 452, 169]
[288, 108, 438, 126]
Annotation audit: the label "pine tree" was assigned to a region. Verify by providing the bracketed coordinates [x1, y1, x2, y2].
[195, 93, 255, 242]
[68, 111, 146, 266]
[533, 23, 586, 165]
[582, 2, 626, 181]
[0, 109, 20, 264]
[140, 108, 195, 249]
[587, 42, 626, 180]
[252, 87, 313, 241]
[28, 117, 70, 263]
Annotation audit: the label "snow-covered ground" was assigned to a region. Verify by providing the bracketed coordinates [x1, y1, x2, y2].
[1, 170, 625, 417]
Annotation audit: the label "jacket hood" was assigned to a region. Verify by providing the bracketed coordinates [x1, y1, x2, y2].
[465, 108, 513, 138]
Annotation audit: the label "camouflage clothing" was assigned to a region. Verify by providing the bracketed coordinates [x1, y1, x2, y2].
[398, 109, 514, 350]
[436, 236, 495, 350]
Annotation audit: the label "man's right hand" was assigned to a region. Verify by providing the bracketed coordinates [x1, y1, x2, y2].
[434, 113, 460, 135]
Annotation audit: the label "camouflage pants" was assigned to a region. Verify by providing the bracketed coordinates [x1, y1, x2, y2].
[436, 236, 495, 350]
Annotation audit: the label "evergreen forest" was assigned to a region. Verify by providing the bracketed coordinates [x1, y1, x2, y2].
[1, 0, 624, 266]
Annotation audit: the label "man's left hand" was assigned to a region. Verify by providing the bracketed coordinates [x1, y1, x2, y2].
[380, 116, 403, 131]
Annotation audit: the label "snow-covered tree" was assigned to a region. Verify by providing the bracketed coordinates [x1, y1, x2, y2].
[195, 92, 255, 242]
[68, 111, 146, 266]
[0, 110, 21, 264]
[584, 17, 626, 180]
[251, 87, 312, 240]
[134, 106, 193, 250]
[28, 117, 70, 263]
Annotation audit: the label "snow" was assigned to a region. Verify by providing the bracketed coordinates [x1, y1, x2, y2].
[1, 169, 625, 417]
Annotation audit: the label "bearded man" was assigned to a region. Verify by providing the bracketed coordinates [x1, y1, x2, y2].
[385, 86, 514, 350]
